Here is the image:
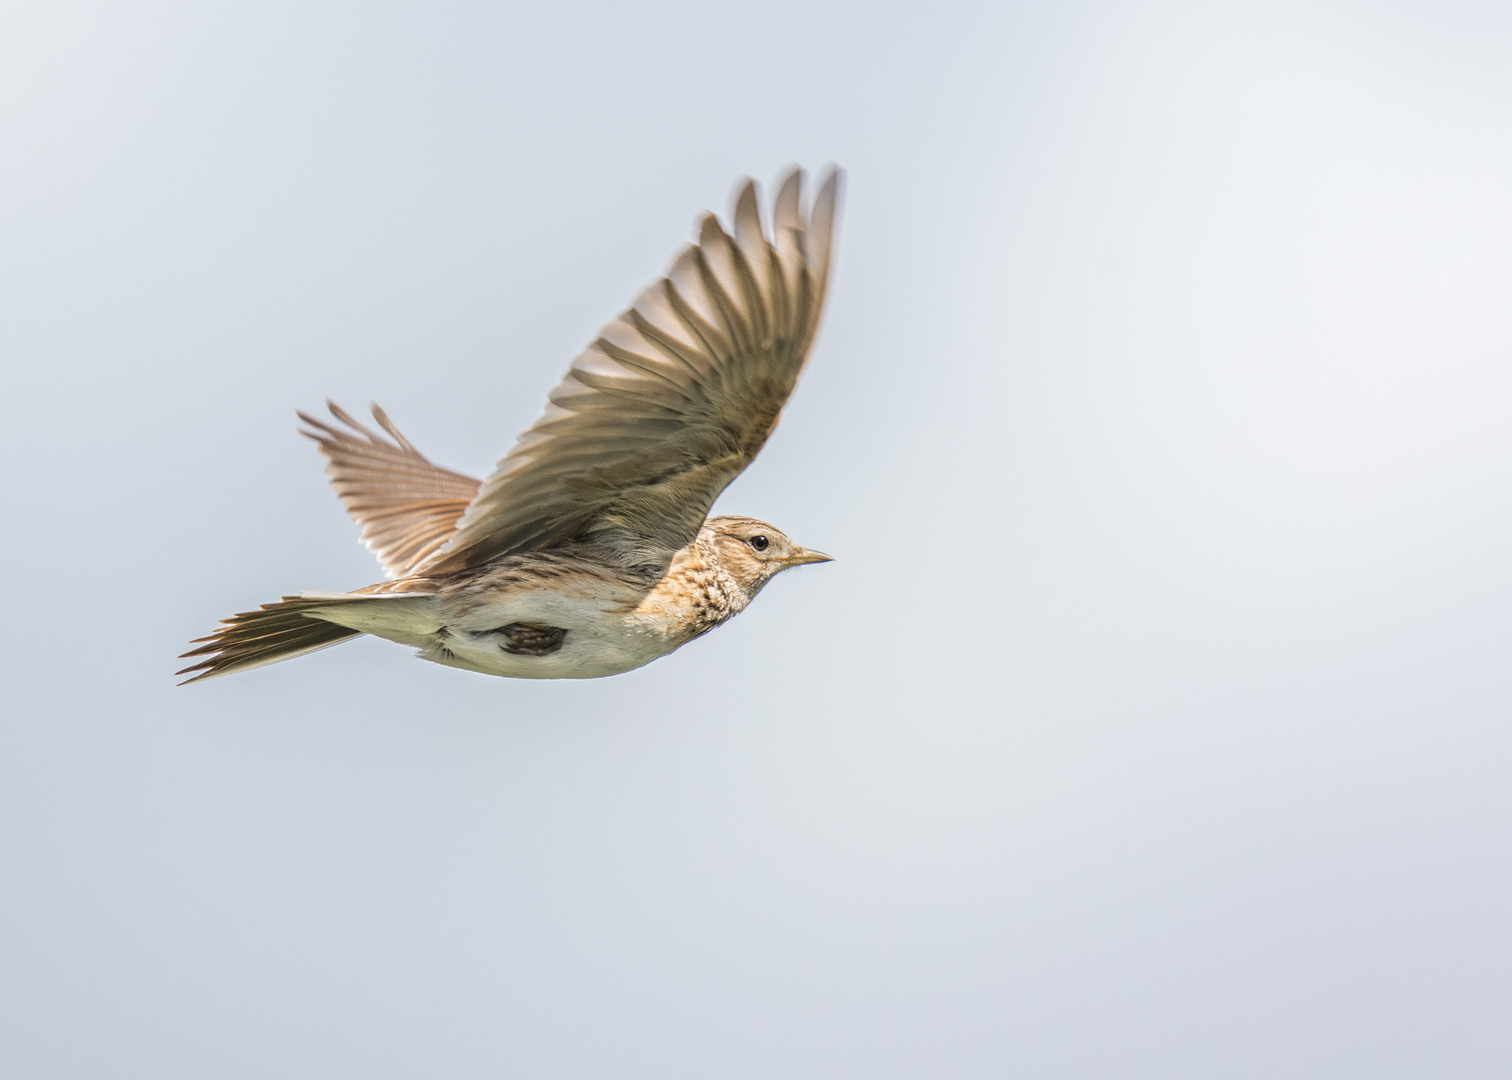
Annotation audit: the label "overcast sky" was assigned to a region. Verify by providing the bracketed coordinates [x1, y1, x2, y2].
[4, 0, 1512, 1076]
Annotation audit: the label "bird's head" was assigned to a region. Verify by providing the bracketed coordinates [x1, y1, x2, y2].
[701, 515, 832, 595]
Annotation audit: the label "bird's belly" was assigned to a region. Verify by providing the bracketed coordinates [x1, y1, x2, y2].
[421, 591, 676, 680]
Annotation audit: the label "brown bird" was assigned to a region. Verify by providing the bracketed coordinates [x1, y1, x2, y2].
[178, 167, 841, 684]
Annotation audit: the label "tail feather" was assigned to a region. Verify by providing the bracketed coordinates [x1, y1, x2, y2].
[177, 596, 364, 684]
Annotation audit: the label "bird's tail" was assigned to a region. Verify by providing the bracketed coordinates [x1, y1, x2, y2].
[177, 582, 441, 684]
[177, 595, 368, 684]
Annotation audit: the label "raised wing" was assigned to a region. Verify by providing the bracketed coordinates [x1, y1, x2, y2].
[299, 402, 481, 578]
[415, 166, 842, 575]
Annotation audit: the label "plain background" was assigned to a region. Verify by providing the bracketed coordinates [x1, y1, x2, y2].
[4, 0, 1511, 1076]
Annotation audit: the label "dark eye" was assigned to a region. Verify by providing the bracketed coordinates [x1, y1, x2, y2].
[748, 535, 769, 552]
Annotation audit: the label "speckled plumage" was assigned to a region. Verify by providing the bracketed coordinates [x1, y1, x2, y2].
[179, 169, 840, 684]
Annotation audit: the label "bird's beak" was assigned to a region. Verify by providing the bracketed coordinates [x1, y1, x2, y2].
[784, 547, 834, 567]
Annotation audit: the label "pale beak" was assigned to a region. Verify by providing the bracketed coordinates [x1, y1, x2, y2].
[783, 547, 834, 567]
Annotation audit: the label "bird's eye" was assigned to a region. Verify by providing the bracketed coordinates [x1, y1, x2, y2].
[748, 535, 769, 552]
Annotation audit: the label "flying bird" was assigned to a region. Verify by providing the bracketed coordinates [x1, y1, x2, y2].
[179, 167, 841, 684]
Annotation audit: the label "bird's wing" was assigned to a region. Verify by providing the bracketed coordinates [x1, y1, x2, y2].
[414, 166, 842, 575]
[299, 402, 482, 578]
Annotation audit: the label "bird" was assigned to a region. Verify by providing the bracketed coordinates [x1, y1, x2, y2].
[178, 166, 841, 684]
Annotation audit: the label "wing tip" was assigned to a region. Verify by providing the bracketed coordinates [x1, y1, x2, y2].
[809, 164, 844, 278]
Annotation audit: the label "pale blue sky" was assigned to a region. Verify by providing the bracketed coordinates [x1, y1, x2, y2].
[3, 1, 1511, 1075]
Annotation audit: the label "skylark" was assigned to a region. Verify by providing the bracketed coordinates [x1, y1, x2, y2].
[179, 167, 841, 683]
